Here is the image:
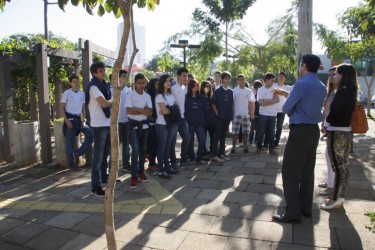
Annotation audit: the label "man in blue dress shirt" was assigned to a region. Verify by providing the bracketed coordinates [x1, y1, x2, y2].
[272, 54, 327, 224]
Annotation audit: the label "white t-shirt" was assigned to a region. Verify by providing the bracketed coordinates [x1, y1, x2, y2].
[171, 83, 187, 118]
[60, 89, 85, 115]
[118, 86, 131, 123]
[155, 93, 175, 125]
[273, 83, 293, 112]
[88, 86, 111, 127]
[233, 87, 255, 116]
[257, 86, 278, 116]
[125, 90, 152, 129]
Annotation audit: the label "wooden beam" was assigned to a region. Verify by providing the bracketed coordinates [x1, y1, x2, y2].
[46, 47, 81, 59]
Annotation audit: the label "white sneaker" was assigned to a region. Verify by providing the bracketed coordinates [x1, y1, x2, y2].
[212, 156, 225, 163]
[220, 154, 231, 161]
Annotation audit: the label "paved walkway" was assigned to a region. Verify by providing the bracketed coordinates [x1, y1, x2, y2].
[0, 120, 374, 250]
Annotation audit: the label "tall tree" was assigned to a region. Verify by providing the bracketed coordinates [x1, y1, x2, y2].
[57, 0, 159, 249]
[193, 0, 256, 69]
[315, 1, 375, 116]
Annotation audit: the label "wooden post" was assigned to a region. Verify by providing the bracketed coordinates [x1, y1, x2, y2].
[35, 43, 53, 164]
[54, 76, 62, 119]
[297, 0, 313, 74]
[0, 53, 13, 163]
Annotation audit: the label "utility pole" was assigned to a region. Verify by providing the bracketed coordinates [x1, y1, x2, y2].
[297, 0, 313, 76]
[43, 0, 58, 41]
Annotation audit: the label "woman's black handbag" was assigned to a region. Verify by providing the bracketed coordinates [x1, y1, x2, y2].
[164, 104, 182, 124]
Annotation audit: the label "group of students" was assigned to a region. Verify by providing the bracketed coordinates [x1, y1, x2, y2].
[60, 61, 295, 196]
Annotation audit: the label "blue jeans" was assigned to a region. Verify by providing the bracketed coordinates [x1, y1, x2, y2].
[188, 125, 206, 162]
[256, 115, 276, 149]
[275, 112, 286, 146]
[91, 127, 110, 189]
[156, 123, 178, 173]
[212, 118, 231, 156]
[129, 127, 149, 179]
[170, 118, 191, 164]
[119, 122, 130, 169]
[65, 125, 93, 168]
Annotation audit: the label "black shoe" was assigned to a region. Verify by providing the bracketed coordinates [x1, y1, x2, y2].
[158, 172, 171, 179]
[301, 212, 311, 218]
[272, 214, 301, 224]
[166, 169, 179, 175]
[92, 188, 105, 197]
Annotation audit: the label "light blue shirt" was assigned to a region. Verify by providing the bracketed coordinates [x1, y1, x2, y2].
[282, 73, 327, 124]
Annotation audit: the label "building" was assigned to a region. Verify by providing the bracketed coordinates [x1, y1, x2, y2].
[117, 22, 146, 68]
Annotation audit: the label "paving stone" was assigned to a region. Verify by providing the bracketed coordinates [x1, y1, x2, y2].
[189, 179, 221, 189]
[293, 224, 340, 248]
[242, 174, 264, 184]
[1, 222, 49, 245]
[271, 242, 317, 250]
[137, 214, 176, 227]
[0, 216, 24, 237]
[230, 166, 256, 175]
[24, 227, 78, 250]
[225, 237, 272, 250]
[115, 220, 153, 244]
[60, 233, 107, 250]
[225, 191, 259, 204]
[336, 227, 366, 250]
[178, 232, 228, 250]
[211, 172, 243, 182]
[171, 213, 216, 233]
[249, 221, 292, 243]
[177, 197, 208, 214]
[208, 165, 234, 172]
[209, 217, 252, 238]
[186, 170, 216, 180]
[236, 204, 274, 221]
[0, 241, 32, 250]
[253, 168, 280, 176]
[246, 183, 276, 194]
[44, 211, 91, 229]
[257, 193, 286, 206]
[196, 189, 228, 202]
[217, 179, 248, 191]
[138, 226, 188, 250]
[72, 214, 109, 236]
[0, 208, 33, 219]
[173, 187, 201, 198]
[200, 201, 240, 218]
[19, 210, 62, 223]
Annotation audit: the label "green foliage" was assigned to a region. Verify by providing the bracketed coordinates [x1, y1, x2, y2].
[365, 211, 375, 233]
[156, 52, 181, 74]
[0, 33, 76, 121]
[0, 0, 11, 11]
[139, 68, 156, 80]
[58, 0, 159, 17]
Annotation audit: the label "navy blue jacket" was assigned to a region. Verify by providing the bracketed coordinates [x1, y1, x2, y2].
[185, 94, 205, 126]
[211, 86, 233, 120]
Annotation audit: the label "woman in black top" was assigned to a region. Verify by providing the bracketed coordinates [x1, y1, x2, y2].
[320, 63, 357, 210]
[200, 81, 215, 159]
[185, 79, 206, 164]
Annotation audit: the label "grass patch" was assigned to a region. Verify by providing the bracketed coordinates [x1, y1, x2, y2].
[365, 211, 375, 233]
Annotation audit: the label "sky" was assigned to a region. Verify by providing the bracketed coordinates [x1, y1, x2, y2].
[0, 0, 362, 62]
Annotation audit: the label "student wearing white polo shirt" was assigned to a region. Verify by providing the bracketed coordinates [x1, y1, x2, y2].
[125, 73, 152, 189]
[256, 73, 279, 155]
[231, 74, 255, 155]
[60, 75, 93, 171]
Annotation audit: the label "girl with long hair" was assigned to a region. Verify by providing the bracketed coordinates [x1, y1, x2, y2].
[320, 63, 357, 209]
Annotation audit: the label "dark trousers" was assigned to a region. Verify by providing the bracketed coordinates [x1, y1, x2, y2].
[212, 118, 231, 156]
[275, 112, 286, 146]
[119, 122, 130, 169]
[282, 124, 319, 220]
[146, 125, 157, 165]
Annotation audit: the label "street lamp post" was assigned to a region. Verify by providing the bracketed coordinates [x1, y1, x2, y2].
[170, 40, 201, 68]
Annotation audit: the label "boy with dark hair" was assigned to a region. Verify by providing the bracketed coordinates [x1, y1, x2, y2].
[231, 74, 255, 155]
[211, 71, 234, 162]
[170, 67, 191, 169]
[255, 73, 279, 155]
[273, 72, 292, 148]
[125, 73, 152, 188]
[60, 75, 93, 171]
[85, 62, 112, 196]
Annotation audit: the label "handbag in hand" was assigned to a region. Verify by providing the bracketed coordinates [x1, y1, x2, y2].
[351, 101, 368, 134]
